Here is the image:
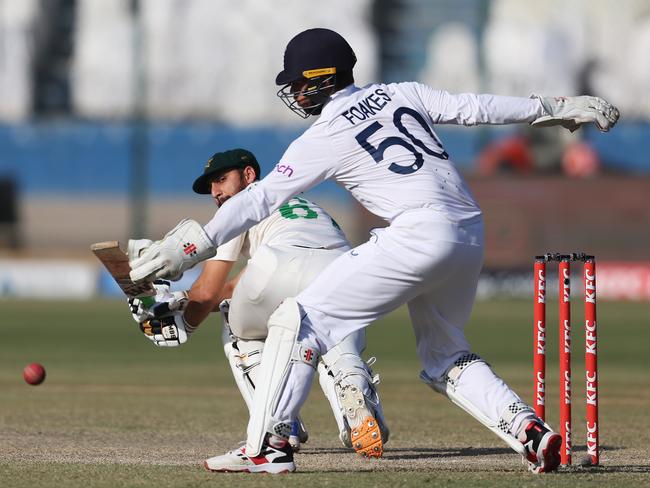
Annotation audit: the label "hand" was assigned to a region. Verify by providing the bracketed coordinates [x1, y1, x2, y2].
[140, 310, 191, 347]
[531, 95, 620, 132]
[127, 280, 188, 323]
[129, 219, 216, 283]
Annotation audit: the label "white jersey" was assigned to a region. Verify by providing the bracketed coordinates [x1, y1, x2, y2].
[211, 183, 348, 262]
[204, 82, 545, 246]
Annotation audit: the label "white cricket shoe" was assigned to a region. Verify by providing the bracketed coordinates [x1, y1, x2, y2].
[335, 357, 389, 452]
[204, 435, 295, 474]
[519, 421, 562, 473]
[338, 383, 384, 458]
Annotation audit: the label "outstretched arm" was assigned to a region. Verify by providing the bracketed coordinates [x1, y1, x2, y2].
[420, 88, 544, 125]
[413, 83, 619, 131]
[129, 134, 336, 283]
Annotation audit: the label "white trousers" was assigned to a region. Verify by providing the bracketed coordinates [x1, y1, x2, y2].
[226, 243, 370, 439]
[297, 209, 482, 380]
[229, 244, 351, 340]
[264, 210, 531, 442]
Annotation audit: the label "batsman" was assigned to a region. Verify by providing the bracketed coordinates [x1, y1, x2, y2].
[128, 28, 619, 473]
[127, 147, 389, 457]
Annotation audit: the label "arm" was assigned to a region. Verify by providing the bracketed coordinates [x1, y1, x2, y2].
[411, 83, 619, 131]
[204, 144, 334, 246]
[131, 230, 245, 346]
[184, 259, 235, 328]
[413, 83, 544, 125]
[129, 132, 336, 283]
[127, 261, 235, 347]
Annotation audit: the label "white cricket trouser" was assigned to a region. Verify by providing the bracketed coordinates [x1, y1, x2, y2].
[228, 244, 350, 340]
[297, 208, 481, 378]
[227, 243, 370, 436]
[271, 208, 526, 432]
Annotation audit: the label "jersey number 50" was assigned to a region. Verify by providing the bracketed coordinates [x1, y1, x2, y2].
[355, 106, 448, 175]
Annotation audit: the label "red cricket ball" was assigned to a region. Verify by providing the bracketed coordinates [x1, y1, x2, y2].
[23, 362, 46, 386]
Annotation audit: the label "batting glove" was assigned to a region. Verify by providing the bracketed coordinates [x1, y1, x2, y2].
[127, 280, 188, 323]
[140, 310, 195, 347]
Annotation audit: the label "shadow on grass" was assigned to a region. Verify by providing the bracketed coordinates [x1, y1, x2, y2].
[299, 446, 514, 459]
[299, 444, 626, 463]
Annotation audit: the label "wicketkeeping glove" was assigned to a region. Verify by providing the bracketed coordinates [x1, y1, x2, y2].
[127, 238, 153, 260]
[140, 310, 194, 347]
[530, 95, 620, 132]
[129, 219, 216, 283]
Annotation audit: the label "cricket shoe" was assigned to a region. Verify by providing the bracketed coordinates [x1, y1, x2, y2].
[204, 435, 295, 474]
[519, 421, 562, 473]
[338, 382, 385, 458]
[288, 418, 309, 452]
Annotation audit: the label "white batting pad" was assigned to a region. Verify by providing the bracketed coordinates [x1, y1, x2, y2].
[224, 338, 265, 413]
[421, 354, 532, 457]
[245, 298, 318, 455]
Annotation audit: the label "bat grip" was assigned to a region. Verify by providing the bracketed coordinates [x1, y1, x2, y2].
[140, 296, 156, 307]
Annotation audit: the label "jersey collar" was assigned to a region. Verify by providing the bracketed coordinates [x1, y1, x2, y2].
[320, 84, 360, 118]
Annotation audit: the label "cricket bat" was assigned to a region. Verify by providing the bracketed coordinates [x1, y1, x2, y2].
[91, 241, 156, 305]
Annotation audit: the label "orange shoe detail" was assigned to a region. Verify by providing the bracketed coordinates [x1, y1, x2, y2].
[350, 416, 383, 458]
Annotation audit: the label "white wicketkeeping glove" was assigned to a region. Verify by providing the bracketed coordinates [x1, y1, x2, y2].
[128, 219, 216, 283]
[530, 95, 620, 132]
[128, 280, 188, 323]
[127, 238, 153, 260]
[140, 309, 193, 347]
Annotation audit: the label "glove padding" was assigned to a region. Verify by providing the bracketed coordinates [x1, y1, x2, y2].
[140, 310, 191, 347]
[127, 238, 153, 260]
[128, 219, 216, 282]
[128, 280, 188, 323]
[531, 95, 620, 132]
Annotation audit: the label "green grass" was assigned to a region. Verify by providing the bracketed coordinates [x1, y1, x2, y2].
[1, 298, 648, 487]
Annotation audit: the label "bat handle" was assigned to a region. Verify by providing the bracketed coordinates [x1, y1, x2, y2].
[140, 296, 156, 307]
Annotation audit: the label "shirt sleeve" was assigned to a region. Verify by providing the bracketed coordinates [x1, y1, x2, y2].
[409, 82, 546, 126]
[203, 128, 337, 246]
[212, 232, 245, 262]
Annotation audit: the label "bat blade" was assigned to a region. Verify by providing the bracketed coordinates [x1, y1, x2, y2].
[91, 241, 155, 298]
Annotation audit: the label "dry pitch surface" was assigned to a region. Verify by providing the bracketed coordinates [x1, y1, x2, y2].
[1, 299, 648, 487]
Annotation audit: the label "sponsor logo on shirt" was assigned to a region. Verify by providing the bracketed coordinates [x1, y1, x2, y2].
[275, 164, 294, 177]
[341, 88, 392, 126]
